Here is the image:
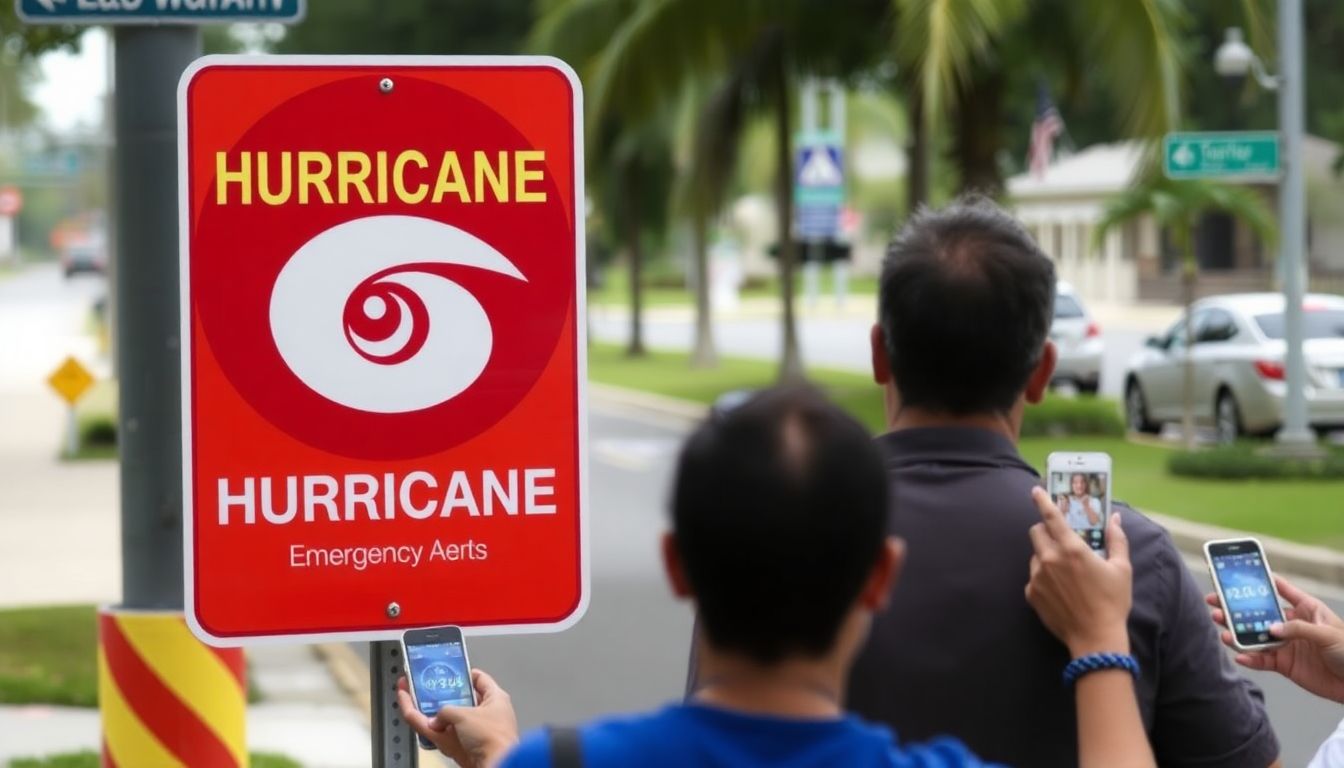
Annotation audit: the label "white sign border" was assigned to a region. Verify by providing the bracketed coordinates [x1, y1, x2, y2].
[178, 54, 589, 647]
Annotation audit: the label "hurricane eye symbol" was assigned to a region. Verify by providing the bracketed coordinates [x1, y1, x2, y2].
[269, 215, 525, 414]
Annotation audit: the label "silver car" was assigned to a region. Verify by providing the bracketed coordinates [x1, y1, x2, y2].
[1051, 282, 1103, 395]
[1123, 293, 1344, 442]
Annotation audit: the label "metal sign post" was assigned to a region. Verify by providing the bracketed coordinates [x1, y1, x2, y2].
[371, 641, 420, 767]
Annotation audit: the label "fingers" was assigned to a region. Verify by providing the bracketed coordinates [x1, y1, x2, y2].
[1210, 608, 1227, 629]
[1205, 592, 1221, 609]
[1275, 575, 1313, 609]
[396, 685, 441, 736]
[1027, 521, 1056, 560]
[1271, 619, 1342, 647]
[1234, 652, 1277, 671]
[472, 668, 503, 700]
[1031, 487, 1075, 544]
[1105, 512, 1129, 564]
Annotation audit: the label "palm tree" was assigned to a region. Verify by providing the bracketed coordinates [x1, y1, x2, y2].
[893, 0, 1195, 195]
[532, 0, 890, 381]
[1095, 175, 1276, 447]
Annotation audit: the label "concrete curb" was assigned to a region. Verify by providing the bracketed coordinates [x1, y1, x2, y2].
[588, 383, 1344, 585]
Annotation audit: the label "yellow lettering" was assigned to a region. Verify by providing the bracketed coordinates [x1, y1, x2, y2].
[337, 152, 374, 204]
[393, 150, 429, 204]
[515, 150, 546, 203]
[298, 152, 334, 205]
[216, 151, 252, 205]
[474, 151, 509, 203]
[376, 151, 389, 204]
[431, 152, 470, 204]
[257, 151, 292, 205]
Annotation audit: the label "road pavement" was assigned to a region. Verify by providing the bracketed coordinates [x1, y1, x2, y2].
[590, 299, 1156, 399]
[403, 402, 1342, 766]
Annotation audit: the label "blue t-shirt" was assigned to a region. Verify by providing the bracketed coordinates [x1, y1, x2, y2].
[499, 704, 1000, 768]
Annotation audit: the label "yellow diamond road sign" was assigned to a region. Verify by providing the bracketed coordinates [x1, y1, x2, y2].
[48, 356, 95, 406]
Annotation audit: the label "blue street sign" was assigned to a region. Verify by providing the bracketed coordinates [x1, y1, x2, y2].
[794, 131, 844, 241]
[16, 0, 305, 25]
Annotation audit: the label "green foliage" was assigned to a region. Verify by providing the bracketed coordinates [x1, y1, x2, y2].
[8, 752, 302, 768]
[71, 380, 117, 459]
[0, 7, 81, 60]
[275, 0, 533, 55]
[1020, 396, 1126, 438]
[0, 605, 98, 707]
[1168, 443, 1344, 480]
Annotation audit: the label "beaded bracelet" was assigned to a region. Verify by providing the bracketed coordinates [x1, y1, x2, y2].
[1062, 652, 1140, 687]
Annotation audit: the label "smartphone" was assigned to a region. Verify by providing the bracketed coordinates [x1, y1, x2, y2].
[1045, 452, 1111, 554]
[402, 626, 476, 748]
[1205, 538, 1286, 651]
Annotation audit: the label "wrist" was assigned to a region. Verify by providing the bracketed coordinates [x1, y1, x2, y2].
[1066, 627, 1130, 658]
[478, 732, 519, 767]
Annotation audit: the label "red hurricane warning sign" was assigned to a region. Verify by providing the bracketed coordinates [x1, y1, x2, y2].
[178, 56, 587, 644]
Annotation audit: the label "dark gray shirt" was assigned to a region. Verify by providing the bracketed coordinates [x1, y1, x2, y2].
[845, 427, 1278, 767]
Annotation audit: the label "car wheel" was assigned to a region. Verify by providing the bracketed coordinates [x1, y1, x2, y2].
[1215, 389, 1243, 445]
[1125, 381, 1160, 434]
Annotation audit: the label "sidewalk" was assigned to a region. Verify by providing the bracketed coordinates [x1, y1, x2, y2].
[0, 644, 374, 768]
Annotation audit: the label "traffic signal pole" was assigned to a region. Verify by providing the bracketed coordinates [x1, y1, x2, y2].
[99, 27, 248, 768]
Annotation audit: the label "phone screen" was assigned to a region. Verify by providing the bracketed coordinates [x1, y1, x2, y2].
[406, 637, 474, 715]
[1210, 541, 1284, 647]
[1049, 470, 1109, 553]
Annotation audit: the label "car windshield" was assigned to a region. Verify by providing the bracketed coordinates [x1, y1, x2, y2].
[1254, 310, 1344, 339]
[1054, 294, 1084, 320]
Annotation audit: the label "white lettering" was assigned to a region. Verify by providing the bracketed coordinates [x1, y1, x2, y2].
[260, 476, 297, 524]
[441, 470, 480, 517]
[400, 471, 437, 519]
[344, 473, 380, 521]
[524, 468, 557, 515]
[217, 477, 255, 525]
[483, 469, 517, 516]
[303, 475, 339, 522]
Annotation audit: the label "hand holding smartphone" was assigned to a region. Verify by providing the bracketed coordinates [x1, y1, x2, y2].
[1046, 452, 1112, 555]
[402, 626, 476, 748]
[1205, 538, 1286, 651]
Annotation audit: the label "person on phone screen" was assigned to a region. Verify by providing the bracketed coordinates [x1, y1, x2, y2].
[397, 388, 1155, 768]
[1064, 473, 1102, 529]
[1206, 578, 1344, 767]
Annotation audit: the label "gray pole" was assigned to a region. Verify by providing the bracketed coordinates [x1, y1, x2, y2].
[113, 27, 201, 608]
[1275, 0, 1314, 447]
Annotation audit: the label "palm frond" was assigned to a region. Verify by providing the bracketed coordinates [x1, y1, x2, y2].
[893, 0, 1026, 129]
[1073, 0, 1187, 138]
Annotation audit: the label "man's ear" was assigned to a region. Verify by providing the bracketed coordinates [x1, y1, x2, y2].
[859, 537, 905, 611]
[662, 532, 694, 599]
[1025, 340, 1058, 405]
[870, 323, 891, 385]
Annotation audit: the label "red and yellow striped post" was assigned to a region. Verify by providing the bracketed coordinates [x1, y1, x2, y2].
[98, 608, 248, 768]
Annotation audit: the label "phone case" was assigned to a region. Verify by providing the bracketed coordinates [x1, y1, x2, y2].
[1203, 538, 1286, 651]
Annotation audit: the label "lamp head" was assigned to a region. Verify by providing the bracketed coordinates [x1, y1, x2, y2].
[1214, 27, 1256, 78]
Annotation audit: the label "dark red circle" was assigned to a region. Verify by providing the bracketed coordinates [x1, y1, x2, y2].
[191, 74, 573, 459]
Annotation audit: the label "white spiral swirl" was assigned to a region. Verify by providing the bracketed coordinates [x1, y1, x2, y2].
[269, 215, 526, 414]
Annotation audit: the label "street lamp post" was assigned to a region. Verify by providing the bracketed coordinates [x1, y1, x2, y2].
[1215, 1, 1314, 449]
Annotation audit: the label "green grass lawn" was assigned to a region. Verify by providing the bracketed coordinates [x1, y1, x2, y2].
[589, 263, 878, 308]
[0, 605, 98, 707]
[8, 752, 301, 768]
[589, 342, 1344, 548]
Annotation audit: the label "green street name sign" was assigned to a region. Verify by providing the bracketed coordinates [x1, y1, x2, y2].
[1163, 131, 1280, 182]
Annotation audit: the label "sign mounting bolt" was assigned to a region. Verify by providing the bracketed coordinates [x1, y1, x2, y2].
[379, 77, 394, 94]
[386, 602, 401, 619]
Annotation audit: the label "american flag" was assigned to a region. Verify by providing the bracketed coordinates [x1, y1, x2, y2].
[1028, 82, 1064, 178]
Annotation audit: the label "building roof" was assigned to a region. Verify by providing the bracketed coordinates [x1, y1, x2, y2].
[1007, 142, 1144, 199]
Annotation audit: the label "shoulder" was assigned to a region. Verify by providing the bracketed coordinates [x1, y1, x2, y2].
[890, 735, 1005, 768]
[501, 709, 688, 768]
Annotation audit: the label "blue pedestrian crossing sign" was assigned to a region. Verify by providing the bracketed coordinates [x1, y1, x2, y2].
[794, 131, 844, 241]
[16, 0, 305, 25]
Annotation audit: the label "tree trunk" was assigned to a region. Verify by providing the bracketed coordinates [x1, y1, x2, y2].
[689, 204, 717, 368]
[625, 173, 646, 358]
[906, 86, 929, 215]
[952, 69, 1005, 195]
[1179, 228, 1196, 449]
[774, 45, 804, 382]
